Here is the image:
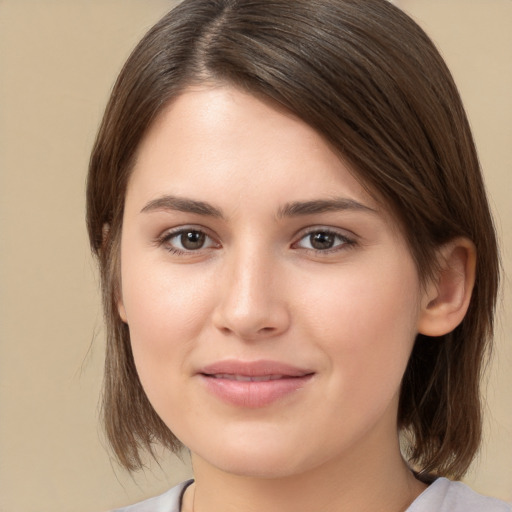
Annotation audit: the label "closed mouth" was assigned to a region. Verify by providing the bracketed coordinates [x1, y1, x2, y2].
[197, 360, 314, 408]
[207, 374, 295, 382]
[198, 359, 314, 379]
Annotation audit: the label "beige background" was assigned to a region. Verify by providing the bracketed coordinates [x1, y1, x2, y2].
[0, 1, 510, 511]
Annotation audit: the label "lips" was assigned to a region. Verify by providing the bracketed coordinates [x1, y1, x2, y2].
[197, 360, 314, 408]
[210, 374, 288, 382]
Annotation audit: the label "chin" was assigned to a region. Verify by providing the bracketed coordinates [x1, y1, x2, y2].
[189, 432, 326, 480]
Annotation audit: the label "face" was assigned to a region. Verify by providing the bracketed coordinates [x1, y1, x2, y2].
[118, 84, 427, 478]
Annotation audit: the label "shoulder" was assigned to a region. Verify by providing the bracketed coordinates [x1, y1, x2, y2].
[408, 477, 511, 512]
[110, 480, 193, 512]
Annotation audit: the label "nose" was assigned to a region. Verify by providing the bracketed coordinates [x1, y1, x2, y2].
[212, 248, 290, 340]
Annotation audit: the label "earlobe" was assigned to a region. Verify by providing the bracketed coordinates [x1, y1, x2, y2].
[417, 238, 476, 337]
[118, 299, 128, 323]
[103, 222, 128, 324]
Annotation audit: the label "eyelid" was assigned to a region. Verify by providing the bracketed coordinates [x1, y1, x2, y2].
[291, 226, 357, 252]
[292, 225, 357, 241]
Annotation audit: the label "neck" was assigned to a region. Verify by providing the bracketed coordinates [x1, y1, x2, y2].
[184, 432, 426, 512]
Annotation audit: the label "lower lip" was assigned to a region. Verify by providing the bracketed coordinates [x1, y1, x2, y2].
[200, 375, 313, 408]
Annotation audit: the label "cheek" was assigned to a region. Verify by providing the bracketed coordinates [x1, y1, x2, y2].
[119, 252, 216, 395]
[298, 257, 421, 391]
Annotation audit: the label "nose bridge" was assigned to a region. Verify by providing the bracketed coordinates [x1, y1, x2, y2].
[213, 240, 289, 339]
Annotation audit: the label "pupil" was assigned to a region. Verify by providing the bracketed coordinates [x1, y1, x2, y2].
[311, 232, 334, 250]
[181, 231, 205, 250]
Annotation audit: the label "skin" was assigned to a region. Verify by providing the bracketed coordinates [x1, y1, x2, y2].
[117, 84, 474, 512]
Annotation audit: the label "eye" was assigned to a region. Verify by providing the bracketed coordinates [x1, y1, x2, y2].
[159, 228, 219, 254]
[294, 229, 354, 252]
[178, 230, 207, 250]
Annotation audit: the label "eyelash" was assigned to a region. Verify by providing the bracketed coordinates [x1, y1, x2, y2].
[156, 227, 219, 255]
[156, 226, 356, 256]
[293, 228, 356, 254]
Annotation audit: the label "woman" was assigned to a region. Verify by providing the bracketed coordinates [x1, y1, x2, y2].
[86, 0, 508, 510]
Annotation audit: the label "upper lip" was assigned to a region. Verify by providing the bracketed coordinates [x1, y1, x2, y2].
[198, 359, 314, 378]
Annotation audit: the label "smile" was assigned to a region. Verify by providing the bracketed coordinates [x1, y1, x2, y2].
[198, 360, 314, 408]
[209, 374, 288, 382]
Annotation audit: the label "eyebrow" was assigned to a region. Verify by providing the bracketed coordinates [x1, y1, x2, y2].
[140, 195, 376, 219]
[140, 195, 224, 218]
[277, 198, 377, 218]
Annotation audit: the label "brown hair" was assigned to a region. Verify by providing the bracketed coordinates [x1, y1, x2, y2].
[87, 0, 499, 478]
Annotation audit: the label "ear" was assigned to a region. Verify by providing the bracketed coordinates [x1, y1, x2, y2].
[102, 223, 110, 244]
[103, 222, 128, 324]
[118, 296, 128, 323]
[417, 238, 476, 337]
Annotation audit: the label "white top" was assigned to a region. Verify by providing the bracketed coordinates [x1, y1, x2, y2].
[112, 477, 511, 512]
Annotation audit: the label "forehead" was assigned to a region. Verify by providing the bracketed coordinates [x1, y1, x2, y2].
[127, 84, 381, 217]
